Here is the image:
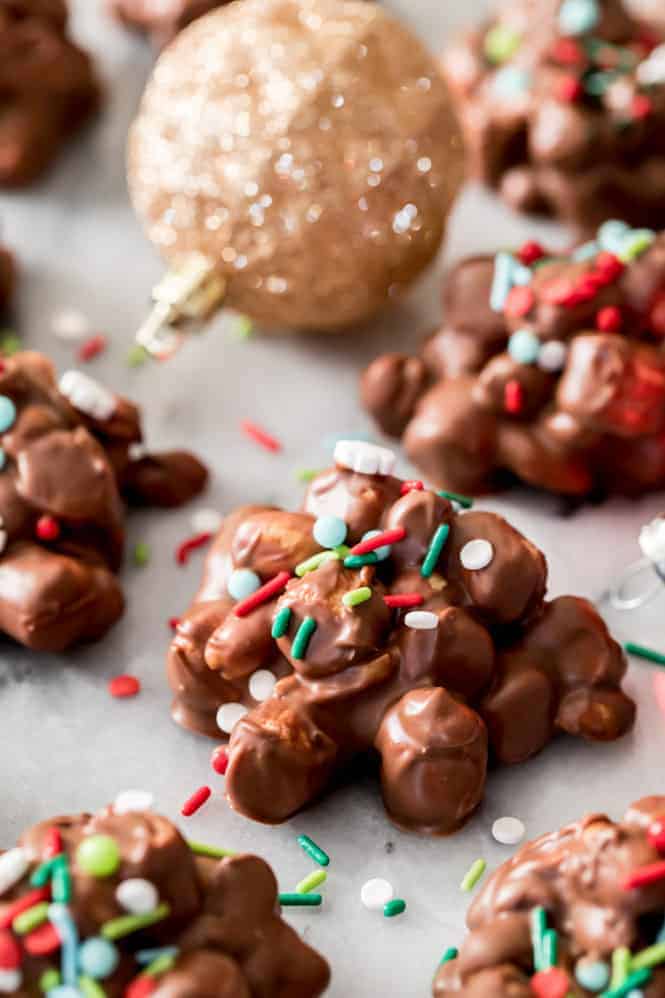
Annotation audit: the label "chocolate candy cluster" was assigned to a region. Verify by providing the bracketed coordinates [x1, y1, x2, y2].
[433, 796, 665, 997]
[0, 351, 207, 651]
[442, 0, 665, 229]
[0, 803, 329, 996]
[168, 440, 634, 835]
[362, 224, 665, 498]
[109, 0, 227, 47]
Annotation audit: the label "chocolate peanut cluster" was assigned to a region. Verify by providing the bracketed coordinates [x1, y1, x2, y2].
[433, 796, 665, 997]
[168, 440, 634, 834]
[442, 0, 665, 230]
[362, 224, 665, 497]
[109, 0, 228, 47]
[0, 0, 100, 186]
[0, 803, 329, 996]
[0, 351, 207, 652]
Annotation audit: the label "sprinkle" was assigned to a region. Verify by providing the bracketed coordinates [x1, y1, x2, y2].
[216, 701, 248, 733]
[0, 888, 50, 930]
[136, 947, 179, 966]
[35, 515, 60, 542]
[624, 642, 665, 666]
[227, 568, 261, 601]
[114, 790, 154, 815]
[504, 286, 535, 319]
[344, 552, 379, 569]
[296, 468, 320, 483]
[597, 306, 622, 332]
[631, 942, 665, 971]
[79, 937, 119, 979]
[490, 252, 515, 312]
[383, 899, 406, 918]
[333, 440, 395, 476]
[552, 37, 585, 65]
[31, 856, 63, 888]
[292, 617, 317, 659]
[361, 878, 394, 910]
[648, 817, 665, 852]
[188, 841, 236, 860]
[168, 617, 180, 631]
[234, 571, 291, 617]
[518, 241, 545, 265]
[439, 947, 458, 965]
[0, 333, 20, 357]
[241, 420, 282, 453]
[126, 344, 149, 367]
[0, 849, 29, 896]
[460, 859, 486, 893]
[404, 610, 438, 630]
[619, 228, 656, 262]
[631, 94, 653, 119]
[125, 977, 157, 998]
[279, 893, 322, 907]
[384, 593, 423, 609]
[543, 929, 557, 968]
[108, 675, 140, 699]
[484, 24, 521, 63]
[51, 308, 89, 340]
[0, 396, 16, 433]
[47, 903, 78, 986]
[572, 240, 600, 261]
[295, 550, 339, 577]
[558, 0, 599, 36]
[349, 527, 406, 557]
[537, 340, 567, 373]
[595, 251, 625, 281]
[400, 480, 423, 494]
[508, 329, 540, 364]
[43, 828, 62, 860]
[175, 532, 212, 566]
[492, 816, 525, 845]
[575, 959, 610, 991]
[77, 335, 107, 363]
[421, 524, 450, 578]
[76, 836, 120, 878]
[342, 587, 372, 608]
[133, 542, 150, 567]
[313, 515, 347, 549]
[79, 976, 107, 998]
[272, 606, 292, 639]
[555, 74, 583, 102]
[530, 967, 570, 998]
[181, 786, 211, 817]
[504, 379, 524, 414]
[531, 907, 547, 972]
[601, 968, 653, 997]
[24, 922, 60, 957]
[296, 870, 327, 894]
[0, 930, 20, 970]
[610, 947, 631, 989]
[623, 859, 665, 890]
[143, 953, 176, 977]
[52, 861, 71, 903]
[12, 901, 49, 936]
[0, 970, 21, 993]
[297, 834, 330, 868]
[248, 669, 277, 701]
[460, 539, 494, 571]
[437, 490, 473, 509]
[211, 747, 229, 775]
[101, 904, 170, 941]
[59, 371, 116, 421]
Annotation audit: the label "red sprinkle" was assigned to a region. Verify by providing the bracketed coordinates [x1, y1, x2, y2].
[211, 746, 229, 775]
[234, 570, 291, 618]
[240, 420, 282, 453]
[168, 616, 181, 631]
[0, 888, 50, 930]
[109, 675, 141, 699]
[648, 817, 665, 853]
[0, 930, 21, 970]
[517, 241, 545, 266]
[125, 977, 157, 998]
[77, 335, 107, 363]
[595, 252, 625, 281]
[400, 480, 424, 495]
[596, 306, 622, 332]
[36, 515, 60, 542]
[541, 278, 578, 306]
[632, 94, 653, 120]
[383, 593, 424, 609]
[504, 379, 524, 415]
[530, 967, 569, 998]
[622, 859, 665, 890]
[176, 532, 212, 566]
[349, 527, 406, 557]
[504, 286, 535, 319]
[555, 74, 583, 103]
[43, 827, 63, 859]
[181, 786, 211, 817]
[551, 38, 585, 66]
[24, 922, 61, 957]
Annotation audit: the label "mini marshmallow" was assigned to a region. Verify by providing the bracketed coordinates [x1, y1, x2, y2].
[59, 370, 116, 421]
[334, 440, 396, 476]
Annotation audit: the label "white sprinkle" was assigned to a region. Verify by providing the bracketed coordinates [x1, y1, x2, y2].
[190, 508, 223, 535]
[248, 670, 277, 702]
[361, 878, 394, 910]
[116, 878, 159, 915]
[537, 340, 568, 373]
[59, 371, 116, 421]
[114, 789, 155, 815]
[50, 308, 89, 341]
[0, 970, 22, 993]
[460, 539, 494, 571]
[334, 440, 396, 476]
[0, 848, 29, 896]
[492, 816, 525, 846]
[639, 516, 665, 564]
[404, 610, 438, 630]
[216, 701, 248, 734]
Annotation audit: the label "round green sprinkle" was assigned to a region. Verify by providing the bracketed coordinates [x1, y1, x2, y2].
[530, 906, 547, 972]
[543, 928, 557, 969]
[144, 953, 177, 977]
[383, 899, 406, 918]
[624, 641, 665, 666]
[342, 586, 372, 608]
[40, 969, 61, 992]
[297, 834, 330, 867]
[484, 24, 521, 63]
[619, 229, 655, 262]
[437, 490, 473, 509]
[439, 947, 458, 966]
[291, 617, 317, 660]
[610, 947, 631, 988]
[421, 524, 450, 579]
[344, 552, 378, 570]
[295, 550, 339, 577]
[296, 870, 327, 894]
[271, 606, 292, 640]
[188, 841, 236, 859]
[13, 901, 49, 935]
[133, 542, 151, 567]
[77, 835, 121, 878]
[279, 893, 322, 907]
[126, 344, 149, 368]
[79, 976, 107, 998]
[0, 333, 21, 356]
[602, 967, 653, 998]
[630, 941, 665, 971]
[460, 858, 486, 893]
[101, 903, 171, 940]
[232, 315, 253, 340]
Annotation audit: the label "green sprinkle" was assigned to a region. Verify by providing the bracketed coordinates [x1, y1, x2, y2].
[232, 315, 253, 340]
[295, 550, 339, 577]
[343, 552, 378, 570]
[342, 586, 372, 608]
[530, 906, 547, 972]
[0, 333, 21, 356]
[484, 24, 521, 63]
[585, 70, 617, 96]
[188, 841, 236, 859]
[144, 954, 177, 977]
[30, 855, 64, 887]
[543, 929, 557, 969]
[610, 947, 631, 988]
[126, 344, 149, 368]
[101, 903, 171, 940]
[624, 641, 665, 666]
[421, 524, 450, 578]
[79, 977, 107, 998]
[133, 542, 151, 567]
[439, 947, 458, 966]
[279, 893, 322, 907]
[437, 490, 473, 509]
[460, 858, 486, 893]
[297, 834, 330, 867]
[272, 606, 292, 639]
[601, 967, 653, 997]
[295, 468, 321, 483]
[333, 544, 350, 558]
[296, 870, 327, 894]
[383, 899, 406, 918]
[40, 969, 61, 992]
[52, 859, 71, 902]
[619, 229, 655, 262]
[630, 941, 665, 971]
[13, 901, 49, 935]
[291, 616, 317, 660]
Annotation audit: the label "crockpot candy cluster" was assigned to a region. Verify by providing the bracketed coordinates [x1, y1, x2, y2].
[109, 0, 227, 47]
[0, 802, 330, 996]
[433, 796, 665, 997]
[441, 0, 665, 229]
[168, 440, 635, 835]
[0, 0, 100, 186]
[0, 351, 207, 652]
[362, 223, 665, 498]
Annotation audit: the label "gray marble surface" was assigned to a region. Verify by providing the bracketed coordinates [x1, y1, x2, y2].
[1, 1, 664, 995]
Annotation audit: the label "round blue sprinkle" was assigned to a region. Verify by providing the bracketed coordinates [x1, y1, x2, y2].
[574, 959, 610, 992]
[361, 529, 392, 561]
[227, 568, 261, 601]
[597, 219, 630, 255]
[558, 0, 600, 35]
[0, 396, 16, 434]
[492, 66, 531, 98]
[313, 515, 347, 550]
[508, 329, 540, 365]
[79, 937, 119, 980]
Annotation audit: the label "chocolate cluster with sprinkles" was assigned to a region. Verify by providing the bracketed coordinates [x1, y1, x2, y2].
[441, 0, 665, 230]
[0, 802, 329, 996]
[0, 351, 207, 652]
[433, 795, 665, 997]
[168, 440, 634, 834]
[362, 223, 665, 498]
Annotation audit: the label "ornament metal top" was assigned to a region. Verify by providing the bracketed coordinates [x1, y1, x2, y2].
[127, 0, 463, 352]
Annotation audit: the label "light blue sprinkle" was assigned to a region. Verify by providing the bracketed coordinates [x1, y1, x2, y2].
[508, 329, 540, 365]
[574, 958, 610, 992]
[0, 395, 16, 433]
[313, 515, 347, 549]
[48, 903, 78, 987]
[626, 991, 645, 998]
[47, 988, 81, 998]
[361, 529, 391, 561]
[490, 252, 515, 312]
[78, 937, 119, 980]
[512, 264, 533, 286]
[572, 241, 599, 261]
[492, 66, 531, 98]
[597, 219, 630, 255]
[136, 946, 180, 965]
[227, 568, 261, 601]
[559, 0, 600, 35]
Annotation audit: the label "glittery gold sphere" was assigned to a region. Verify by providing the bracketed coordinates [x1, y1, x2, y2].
[127, 0, 464, 331]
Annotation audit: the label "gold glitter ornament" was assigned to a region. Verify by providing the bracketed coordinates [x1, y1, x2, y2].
[127, 0, 463, 339]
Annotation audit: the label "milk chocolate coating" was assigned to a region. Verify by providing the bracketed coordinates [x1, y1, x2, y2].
[0, 806, 329, 996]
[441, 0, 665, 230]
[0, 0, 100, 186]
[109, 0, 228, 47]
[0, 351, 207, 652]
[362, 230, 665, 497]
[433, 796, 665, 997]
[168, 462, 634, 834]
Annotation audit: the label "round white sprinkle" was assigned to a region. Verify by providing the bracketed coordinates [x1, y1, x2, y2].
[404, 610, 439, 630]
[59, 371, 116, 421]
[492, 816, 525, 846]
[0, 848, 29, 896]
[216, 701, 248, 734]
[0, 969, 22, 993]
[190, 508, 223, 535]
[114, 789, 155, 815]
[460, 539, 494, 571]
[248, 669, 277, 702]
[537, 340, 567, 373]
[115, 878, 159, 915]
[361, 878, 394, 911]
[50, 308, 89, 341]
[333, 440, 396, 476]
[639, 516, 665, 564]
